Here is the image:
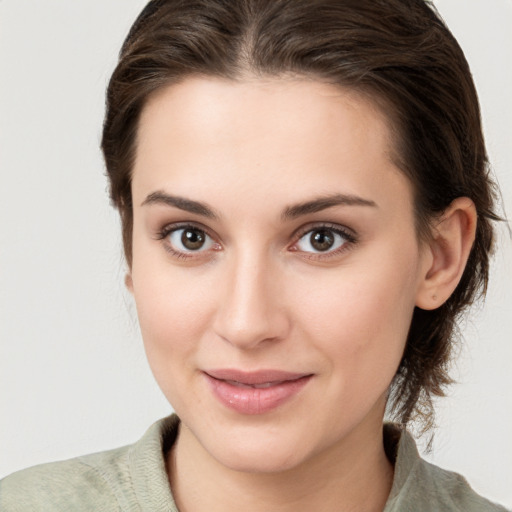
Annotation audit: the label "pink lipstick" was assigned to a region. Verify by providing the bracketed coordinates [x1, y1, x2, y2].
[203, 369, 312, 415]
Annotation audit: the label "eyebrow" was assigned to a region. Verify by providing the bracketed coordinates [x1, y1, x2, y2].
[282, 193, 377, 220]
[141, 191, 220, 219]
[141, 191, 377, 221]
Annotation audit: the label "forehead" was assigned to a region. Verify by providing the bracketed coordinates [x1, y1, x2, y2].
[132, 76, 412, 216]
[137, 76, 393, 153]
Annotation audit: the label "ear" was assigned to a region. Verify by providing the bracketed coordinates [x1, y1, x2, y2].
[415, 197, 477, 310]
[125, 272, 134, 294]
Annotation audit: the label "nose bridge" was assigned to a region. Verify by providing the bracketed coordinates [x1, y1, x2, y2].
[213, 246, 287, 349]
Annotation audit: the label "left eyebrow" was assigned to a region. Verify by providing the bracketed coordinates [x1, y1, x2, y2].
[282, 193, 378, 220]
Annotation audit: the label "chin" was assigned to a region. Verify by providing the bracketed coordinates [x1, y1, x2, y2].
[191, 418, 317, 474]
[213, 442, 308, 474]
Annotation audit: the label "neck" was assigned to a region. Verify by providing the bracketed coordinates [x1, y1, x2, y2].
[167, 416, 394, 512]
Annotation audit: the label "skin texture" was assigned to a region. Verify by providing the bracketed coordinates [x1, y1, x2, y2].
[127, 77, 476, 512]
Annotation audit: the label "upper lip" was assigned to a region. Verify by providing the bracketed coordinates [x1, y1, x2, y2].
[204, 369, 312, 385]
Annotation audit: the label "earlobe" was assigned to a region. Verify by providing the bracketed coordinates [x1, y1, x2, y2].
[415, 198, 477, 310]
[125, 272, 134, 294]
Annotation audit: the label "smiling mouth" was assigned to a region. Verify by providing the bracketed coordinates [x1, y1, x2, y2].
[203, 369, 313, 414]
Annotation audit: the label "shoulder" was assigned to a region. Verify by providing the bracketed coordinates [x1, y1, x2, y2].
[410, 459, 509, 512]
[384, 425, 510, 512]
[0, 415, 180, 512]
[0, 445, 128, 512]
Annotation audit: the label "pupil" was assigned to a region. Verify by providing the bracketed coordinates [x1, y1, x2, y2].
[182, 229, 205, 250]
[311, 230, 334, 251]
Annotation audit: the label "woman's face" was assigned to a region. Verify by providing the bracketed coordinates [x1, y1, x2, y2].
[129, 77, 432, 473]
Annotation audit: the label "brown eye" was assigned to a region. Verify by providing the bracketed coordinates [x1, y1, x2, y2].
[295, 227, 350, 254]
[168, 226, 215, 252]
[310, 230, 335, 251]
[181, 228, 206, 250]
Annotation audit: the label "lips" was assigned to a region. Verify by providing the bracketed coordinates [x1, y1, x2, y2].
[203, 369, 312, 415]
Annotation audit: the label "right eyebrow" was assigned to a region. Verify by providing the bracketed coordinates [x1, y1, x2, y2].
[141, 191, 220, 220]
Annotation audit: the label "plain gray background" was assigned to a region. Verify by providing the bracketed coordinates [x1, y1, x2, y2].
[1, 0, 511, 507]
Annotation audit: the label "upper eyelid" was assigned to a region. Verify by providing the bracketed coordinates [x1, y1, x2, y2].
[158, 221, 216, 239]
[158, 220, 354, 234]
[291, 225, 358, 260]
[158, 224, 218, 258]
[292, 222, 357, 241]
[155, 221, 357, 249]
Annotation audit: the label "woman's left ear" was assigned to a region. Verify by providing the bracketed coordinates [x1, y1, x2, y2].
[125, 272, 134, 294]
[416, 197, 477, 310]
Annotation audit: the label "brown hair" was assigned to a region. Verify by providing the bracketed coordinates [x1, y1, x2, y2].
[101, 0, 500, 431]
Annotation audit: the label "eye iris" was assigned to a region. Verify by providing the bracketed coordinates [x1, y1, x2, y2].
[310, 230, 334, 251]
[181, 229, 205, 250]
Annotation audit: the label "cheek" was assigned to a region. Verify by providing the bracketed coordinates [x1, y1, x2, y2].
[131, 264, 215, 374]
[297, 276, 414, 422]
[295, 247, 420, 372]
[132, 272, 218, 414]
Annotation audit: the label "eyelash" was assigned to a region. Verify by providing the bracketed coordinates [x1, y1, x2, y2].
[155, 222, 219, 260]
[155, 222, 358, 261]
[292, 223, 357, 260]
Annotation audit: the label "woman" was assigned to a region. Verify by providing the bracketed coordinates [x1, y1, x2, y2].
[1, 0, 510, 510]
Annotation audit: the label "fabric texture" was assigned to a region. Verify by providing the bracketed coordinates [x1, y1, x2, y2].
[1, 414, 509, 511]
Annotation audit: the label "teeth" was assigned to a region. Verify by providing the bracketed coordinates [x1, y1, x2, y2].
[226, 380, 282, 389]
[226, 380, 252, 388]
[253, 382, 275, 389]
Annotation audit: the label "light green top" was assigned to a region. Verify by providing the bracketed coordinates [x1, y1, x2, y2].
[1, 415, 509, 511]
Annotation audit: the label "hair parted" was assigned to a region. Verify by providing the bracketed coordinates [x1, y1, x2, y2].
[101, 0, 500, 432]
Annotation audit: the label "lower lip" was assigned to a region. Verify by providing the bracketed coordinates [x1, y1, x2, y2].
[204, 373, 312, 415]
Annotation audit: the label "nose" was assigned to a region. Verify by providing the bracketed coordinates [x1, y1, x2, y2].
[212, 253, 290, 350]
